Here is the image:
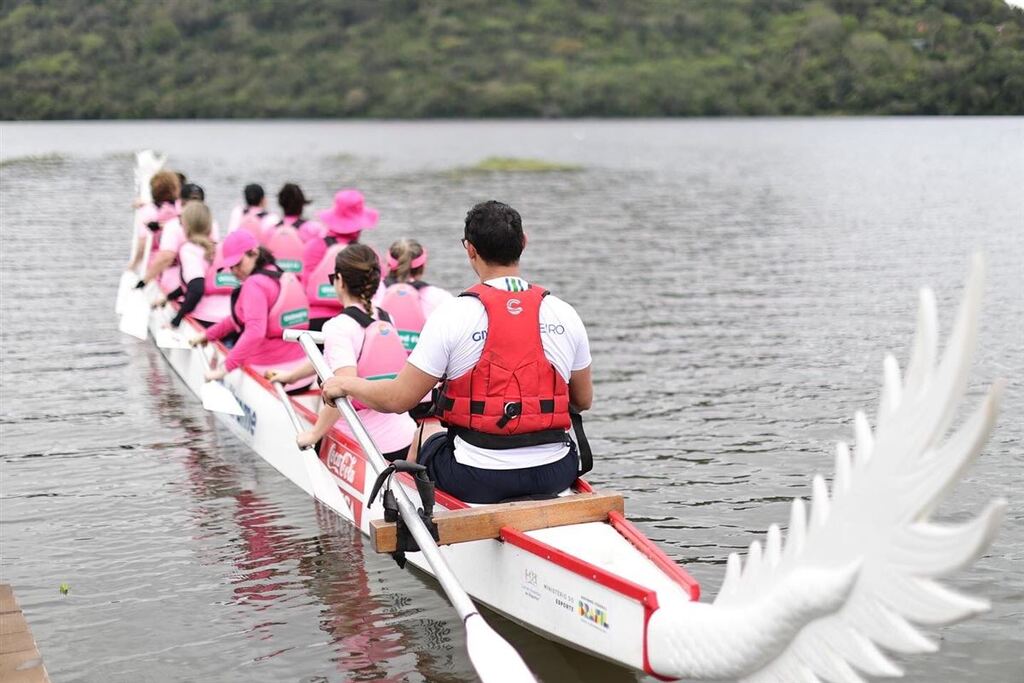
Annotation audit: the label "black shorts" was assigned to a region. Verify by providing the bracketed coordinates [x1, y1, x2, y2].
[417, 433, 578, 504]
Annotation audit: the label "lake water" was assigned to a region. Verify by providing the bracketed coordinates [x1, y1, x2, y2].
[1, 119, 1021, 682]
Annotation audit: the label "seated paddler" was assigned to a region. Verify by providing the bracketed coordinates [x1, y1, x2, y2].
[321, 200, 593, 504]
[191, 230, 313, 390]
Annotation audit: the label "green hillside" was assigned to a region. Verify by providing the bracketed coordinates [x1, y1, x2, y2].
[2, 0, 1022, 119]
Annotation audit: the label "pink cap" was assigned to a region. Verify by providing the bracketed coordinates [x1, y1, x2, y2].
[216, 230, 258, 270]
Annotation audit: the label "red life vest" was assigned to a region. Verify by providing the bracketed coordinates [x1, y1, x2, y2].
[438, 283, 570, 449]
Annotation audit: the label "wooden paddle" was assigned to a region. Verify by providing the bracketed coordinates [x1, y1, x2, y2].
[293, 332, 536, 683]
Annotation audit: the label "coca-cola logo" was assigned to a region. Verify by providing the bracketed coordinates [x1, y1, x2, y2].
[327, 443, 358, 486]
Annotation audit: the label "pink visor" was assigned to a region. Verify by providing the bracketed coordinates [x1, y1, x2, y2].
[386, 248, 428, 273]
[215, 230, 258, 270]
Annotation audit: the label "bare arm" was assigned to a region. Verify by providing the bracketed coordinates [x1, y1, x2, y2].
[569, 365, 593, 411]
[266, 360, 314, 385]
[322, 362, 439, 414]
[295, 367, 351, 447]
[142, 250, 176, 284]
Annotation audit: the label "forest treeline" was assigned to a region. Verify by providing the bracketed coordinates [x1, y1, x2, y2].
[2, 0, 1022, 119]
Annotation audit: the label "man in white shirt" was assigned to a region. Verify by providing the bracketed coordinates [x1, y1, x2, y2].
[322, 200, 593, 503]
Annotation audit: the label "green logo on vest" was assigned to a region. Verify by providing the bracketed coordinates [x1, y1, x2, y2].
[278, 259, 302, 273]
[215, 272, 240, 288]
[318, 283, 335, 298]
[280, 308, 309, 328]
[398, 330, 420, 351]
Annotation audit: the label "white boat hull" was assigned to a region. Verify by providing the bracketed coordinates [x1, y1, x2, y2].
[143, 304, 700, 678]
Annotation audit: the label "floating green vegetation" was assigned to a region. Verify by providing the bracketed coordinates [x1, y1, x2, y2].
[0, 152, 67, 169]
[466, 157, 582, 173]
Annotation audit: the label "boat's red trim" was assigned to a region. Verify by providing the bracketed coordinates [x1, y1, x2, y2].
[500, 526, 677, 679]
[608, 510, 701, 602]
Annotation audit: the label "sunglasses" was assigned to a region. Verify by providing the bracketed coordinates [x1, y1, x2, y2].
[328, 272, 340, 285]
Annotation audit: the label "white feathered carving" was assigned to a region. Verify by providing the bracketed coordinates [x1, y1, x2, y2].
[646, 254, 1006, 681]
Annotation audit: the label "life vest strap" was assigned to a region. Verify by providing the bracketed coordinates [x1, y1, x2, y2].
[342, 306, 392, 328]
[447, 425, 569, 450]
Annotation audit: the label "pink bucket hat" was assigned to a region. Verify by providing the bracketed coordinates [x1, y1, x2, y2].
[318, 190, 379, 235]
[215, 230, 259, 270]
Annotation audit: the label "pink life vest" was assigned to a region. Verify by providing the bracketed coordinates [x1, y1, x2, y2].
[140, 201, 179, 263]
[204, 244, 240, 295]
[264, 219, 305, 273]
[304, 236, 348, 315]
[236, 207, 269, 242]
[231, 268, 310, 339]
[341, 306, 407, 410]
[378, 281, 430, 353]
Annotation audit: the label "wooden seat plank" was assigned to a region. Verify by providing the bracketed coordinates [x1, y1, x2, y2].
[370, 491, 624, 553]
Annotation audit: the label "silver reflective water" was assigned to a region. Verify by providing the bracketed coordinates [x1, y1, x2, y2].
[1, 120, 1021, 682]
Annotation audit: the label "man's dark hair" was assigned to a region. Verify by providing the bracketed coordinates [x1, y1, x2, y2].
[463, 201, 524, 266]
[243, 183, 264, 207]
[181, 183, 205, 201]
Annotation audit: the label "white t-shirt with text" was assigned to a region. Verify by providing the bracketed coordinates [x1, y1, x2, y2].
[407, 276, 591, 469]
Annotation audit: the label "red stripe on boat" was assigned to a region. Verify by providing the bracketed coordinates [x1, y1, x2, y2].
[608, 510, 701, 602]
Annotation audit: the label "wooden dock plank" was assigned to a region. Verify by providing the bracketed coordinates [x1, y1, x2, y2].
[0, 630, 36, 656]
[370, 491, 624, 553]
[0, 612, 29, 636]
[0, 594, 20, 615]
[0, 651, 45, 676]
[0, 585, 49, 682]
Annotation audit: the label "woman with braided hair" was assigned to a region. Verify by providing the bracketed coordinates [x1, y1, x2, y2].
[270, 243, 415, 460]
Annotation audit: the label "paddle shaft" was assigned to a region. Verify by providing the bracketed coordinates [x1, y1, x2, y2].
[296, 333, 480, 621]
[272, 381, 313, 447]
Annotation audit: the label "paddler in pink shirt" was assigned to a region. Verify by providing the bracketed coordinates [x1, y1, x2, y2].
[268, 244, 414, 460]
[138, 183, 221, 293]
[127, 170, 180, 276]
[269, 183, 325, 244]
[302, 189, 379, 331]
[229, 183, 280, 237]
[152, 202, 235, 327]
[191, 231, 313, 389]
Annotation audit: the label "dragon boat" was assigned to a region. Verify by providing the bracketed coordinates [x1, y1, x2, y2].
[116, 151, 1006, 682]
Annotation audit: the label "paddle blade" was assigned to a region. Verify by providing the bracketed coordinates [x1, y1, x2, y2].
[303, 448, 350, 512]
[154, 327, 191, 349]
[115, 271, 139, 314]
[118, 290, 150, 340]
[201, 381, 244, 416]
[465, 613, 536, 683]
